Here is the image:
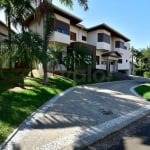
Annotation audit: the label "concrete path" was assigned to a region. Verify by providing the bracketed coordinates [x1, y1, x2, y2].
[108, 115, 150, 150]
[1, 80, 150, 150]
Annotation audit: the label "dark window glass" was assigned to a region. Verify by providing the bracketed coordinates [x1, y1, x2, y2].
[115, 41, 126, 49]
[101, 61, 106, 65]
[98, 33, 110, 43]
[55, 19, 69, 35]
[118, 59, 122, 63]
[82, 35, 87, 41]
[110, 61, 115, 65]
[96, 56, 100, 65]
[70, 32, 76, 41]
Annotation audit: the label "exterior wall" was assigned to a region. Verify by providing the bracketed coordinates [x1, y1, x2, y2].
[55, 14, 70, 24]
[117, 48, 130, 70]
[29, 19, 44, 38]
[88, 29, 111, 50]
[87, 31, 97, 46]
[70, 25, 87, 43]
[50, 31, 70, 44]
[96, 50, 106, 70]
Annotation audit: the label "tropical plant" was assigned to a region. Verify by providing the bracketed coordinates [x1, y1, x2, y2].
[13, 31, 46, 87]
[10, 0, 35, 32]
[0, 0, 14, 69]
[65, 43, 92, 72]
[0, 41, 9, 79]
[141, 46, 150, 71]
[48, 43, 64, 75]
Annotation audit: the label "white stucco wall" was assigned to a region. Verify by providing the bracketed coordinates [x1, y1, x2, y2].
[96, 50, 106, 70]
[116, 48, 130, 70]
[55, 14, 70, 24]
[50, 32, 70, 44]
[87, 31, 97, 46]
[70, 25, 87, 43]
[96, 42, 111, 51]
[87, 29, 111, 50]
[29, 19, 44, 38]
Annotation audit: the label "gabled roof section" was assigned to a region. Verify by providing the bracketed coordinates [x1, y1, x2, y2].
[87, 23, 130, 42]
[0, 20, 15, 34]
[53, 5, 82, 24]
[0, 21, 8, 31]
[24, 4, 82, 26]
[102, 51, 122, 58]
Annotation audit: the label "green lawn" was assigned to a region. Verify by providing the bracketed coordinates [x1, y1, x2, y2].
[0, 70, 76, 144]
[135, 83, 150, 101]
[0, 69, 118, 144]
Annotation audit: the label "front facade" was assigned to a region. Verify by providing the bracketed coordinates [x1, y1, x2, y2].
[25, 5, 131, 74]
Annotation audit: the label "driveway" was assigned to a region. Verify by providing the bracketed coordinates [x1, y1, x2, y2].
[1, 80, 150, 150]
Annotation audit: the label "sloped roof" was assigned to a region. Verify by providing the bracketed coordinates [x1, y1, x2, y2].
[102, 51, 122, 58]
[24, 4, 82, 26]
[87, 23, 130, 42]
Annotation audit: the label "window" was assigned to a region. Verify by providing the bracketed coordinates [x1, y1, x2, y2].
[98, 33, 110, 43]
[115, 41, 126, 49]
[70, 32, 76, 41]
[118, 59, 122, 63]
[110, 61, 115, 65]
[101, 61, 106, 65]
[82, 35, 87, 41]
[96, 56, 100, 65]
[55, 19, 69, 35]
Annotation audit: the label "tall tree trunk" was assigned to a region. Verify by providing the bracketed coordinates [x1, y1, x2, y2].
[30, 62, 34, 78]
[0, 62, 4, 80]
[132, 54, 134, 75]
[7, 10, 12, 70]
[43, 62, 48, 84]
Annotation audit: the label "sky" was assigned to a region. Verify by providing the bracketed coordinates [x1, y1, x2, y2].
[0, 0, 150, 49]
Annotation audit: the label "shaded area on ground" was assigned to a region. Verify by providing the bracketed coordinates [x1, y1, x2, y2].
[84, 115, 150, 150]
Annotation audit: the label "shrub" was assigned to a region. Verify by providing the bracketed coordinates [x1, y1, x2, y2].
[143, 72, 150, 78]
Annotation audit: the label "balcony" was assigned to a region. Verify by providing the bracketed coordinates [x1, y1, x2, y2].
[96, 42, 111, 51]
[51, 31, 70, 44]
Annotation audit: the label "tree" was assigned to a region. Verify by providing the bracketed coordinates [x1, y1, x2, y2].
[48, 44, 64, 76]
[58, 0, 88, 10]
[0, 41, 9, 79]
[141, 46, 150, 72]
[13, 31, 46, 87]
[65, 43, 92, 72]
[130, 46, 139, 74]
[10, 0, 34, 33]
[0, 0, 14, 69]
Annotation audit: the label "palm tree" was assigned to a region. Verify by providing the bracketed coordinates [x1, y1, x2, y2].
[13, 31, 46, 87]
[58, 0, 88, 10]
[0, 41, 9, 79]
[0, 0, 14, 69]
[10, 0, 35, 33]
[48, 44, 64, 76]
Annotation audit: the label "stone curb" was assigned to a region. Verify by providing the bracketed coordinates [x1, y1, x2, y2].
[35, 105, 150, 150]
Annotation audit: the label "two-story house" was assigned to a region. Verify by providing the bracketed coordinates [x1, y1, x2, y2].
[24, 4, 131, 75]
